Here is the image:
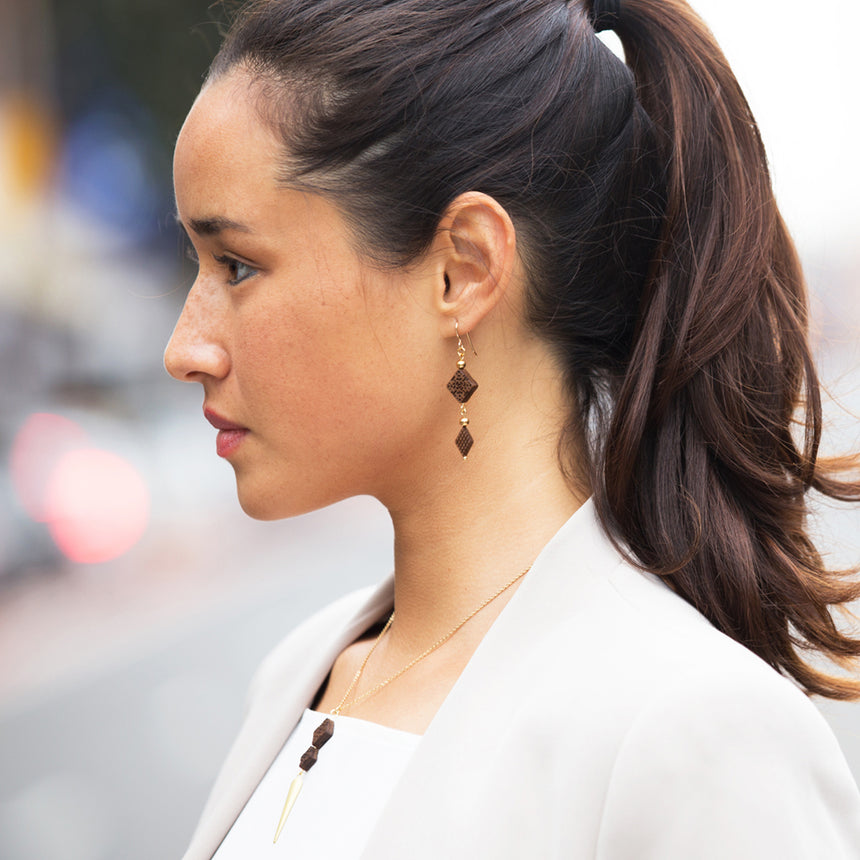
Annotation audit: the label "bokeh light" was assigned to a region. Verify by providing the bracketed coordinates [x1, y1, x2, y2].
[59, 99, 161, 242]
[9, 413, 150, 563]
[44, 448, 149, 565]
[10, 413, 89, 523]
[0, 95, 55, 200]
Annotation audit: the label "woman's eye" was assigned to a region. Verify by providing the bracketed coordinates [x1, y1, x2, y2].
[214, 254, 257, 286]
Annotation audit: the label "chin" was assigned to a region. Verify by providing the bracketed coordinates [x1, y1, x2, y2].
[234, 477, 347, 522]
[236, 488, 297, 521]
[237, 498, 285, 521]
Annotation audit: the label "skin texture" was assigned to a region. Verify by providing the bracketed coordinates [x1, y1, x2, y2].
[167, 70, 587, 733]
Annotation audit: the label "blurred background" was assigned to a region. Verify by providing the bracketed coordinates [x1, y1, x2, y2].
[0, 1, 857, 858]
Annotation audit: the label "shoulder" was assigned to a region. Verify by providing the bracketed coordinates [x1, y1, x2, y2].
[613, 649, 843, 776]
[592, 621, 860, 858]
[600, 558, 860, 822]
[502, 518, 860, 856]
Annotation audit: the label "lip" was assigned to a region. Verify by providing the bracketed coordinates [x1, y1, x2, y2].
[204, 408, 249, 458]
[204, 408, 247, 431]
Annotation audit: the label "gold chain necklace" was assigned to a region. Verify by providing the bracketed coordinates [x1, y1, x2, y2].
[273, 564, 531, 843]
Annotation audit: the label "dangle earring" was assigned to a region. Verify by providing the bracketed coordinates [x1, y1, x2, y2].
[446, 320, 478, 459]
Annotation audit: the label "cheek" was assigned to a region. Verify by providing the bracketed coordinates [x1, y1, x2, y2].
[235, 330, 298, 417]
[230, 264, 443, 464]
[231, 292, 392, 428]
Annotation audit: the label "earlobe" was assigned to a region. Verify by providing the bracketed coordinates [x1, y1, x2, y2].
[434, 191, 518, 336]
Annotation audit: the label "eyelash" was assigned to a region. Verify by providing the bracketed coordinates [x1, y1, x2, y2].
[184, 243, 257, 287]
[214, 254, 257, 286]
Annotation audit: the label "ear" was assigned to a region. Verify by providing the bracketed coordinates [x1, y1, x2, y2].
[429, 192, 518, 337]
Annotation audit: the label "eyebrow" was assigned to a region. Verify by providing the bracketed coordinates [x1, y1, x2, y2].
[177, 214, 254, 237]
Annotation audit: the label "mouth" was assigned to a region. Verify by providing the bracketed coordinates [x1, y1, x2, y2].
[203, 408, 249, 458]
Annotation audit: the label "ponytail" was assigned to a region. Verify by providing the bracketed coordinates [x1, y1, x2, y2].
[209, 0, 860, 698]
[594, 0, 860, 698]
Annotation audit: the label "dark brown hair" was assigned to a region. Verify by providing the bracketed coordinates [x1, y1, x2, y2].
[209, 0, 860, 698]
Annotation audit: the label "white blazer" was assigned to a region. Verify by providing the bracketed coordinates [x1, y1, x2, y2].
[182, 501, 860, 859]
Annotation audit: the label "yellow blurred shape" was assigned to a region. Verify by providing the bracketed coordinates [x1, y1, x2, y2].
[1, 94, 55, 198]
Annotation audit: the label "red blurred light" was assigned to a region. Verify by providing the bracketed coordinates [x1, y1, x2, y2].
[45, 449, 150, 564]
[10, 413, 89, 521]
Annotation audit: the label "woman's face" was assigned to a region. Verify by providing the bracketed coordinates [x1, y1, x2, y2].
[166, 72, 447, 519]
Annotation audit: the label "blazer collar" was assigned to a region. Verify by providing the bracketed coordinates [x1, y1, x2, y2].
[187, 498, 632, 859]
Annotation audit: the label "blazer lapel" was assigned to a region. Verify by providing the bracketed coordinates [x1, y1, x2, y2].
[183, 576, 395, 860]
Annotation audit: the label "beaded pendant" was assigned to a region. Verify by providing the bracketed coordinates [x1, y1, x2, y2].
[273, 718, 335, 843]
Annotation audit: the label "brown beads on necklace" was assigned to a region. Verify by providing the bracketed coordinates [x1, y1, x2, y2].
[298, 718, 334, 772]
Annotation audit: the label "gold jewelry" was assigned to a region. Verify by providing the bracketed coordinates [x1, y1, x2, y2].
[273, 563, 531, 842]
[446, 320, 478, 459]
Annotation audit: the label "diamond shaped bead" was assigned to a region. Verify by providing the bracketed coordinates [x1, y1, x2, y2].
[447, 368, 478, 403]
[455, 426, 474, 458]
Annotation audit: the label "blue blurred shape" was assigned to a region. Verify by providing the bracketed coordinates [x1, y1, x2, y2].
[60, 93, 161, 242]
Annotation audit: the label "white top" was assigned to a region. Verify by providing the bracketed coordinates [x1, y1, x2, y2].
[212, 709, 420, 858]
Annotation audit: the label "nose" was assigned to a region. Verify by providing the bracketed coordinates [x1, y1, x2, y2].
[164, 283, 230, 382]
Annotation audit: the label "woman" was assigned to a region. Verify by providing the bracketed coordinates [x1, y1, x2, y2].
[166, 0, 860, 856]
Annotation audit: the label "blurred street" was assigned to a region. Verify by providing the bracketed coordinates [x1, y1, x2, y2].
[0, 493, 393, 859]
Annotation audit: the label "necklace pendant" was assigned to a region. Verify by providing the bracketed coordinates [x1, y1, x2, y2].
[273, 771, 304, 843]
[273, 718, 335, 843]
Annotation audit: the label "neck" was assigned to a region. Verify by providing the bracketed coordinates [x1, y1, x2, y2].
[379, 394, 588, 653]
[389, 485, 583, 647]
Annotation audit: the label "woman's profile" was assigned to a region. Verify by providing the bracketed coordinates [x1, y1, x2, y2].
[165, 0, 860, 856]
